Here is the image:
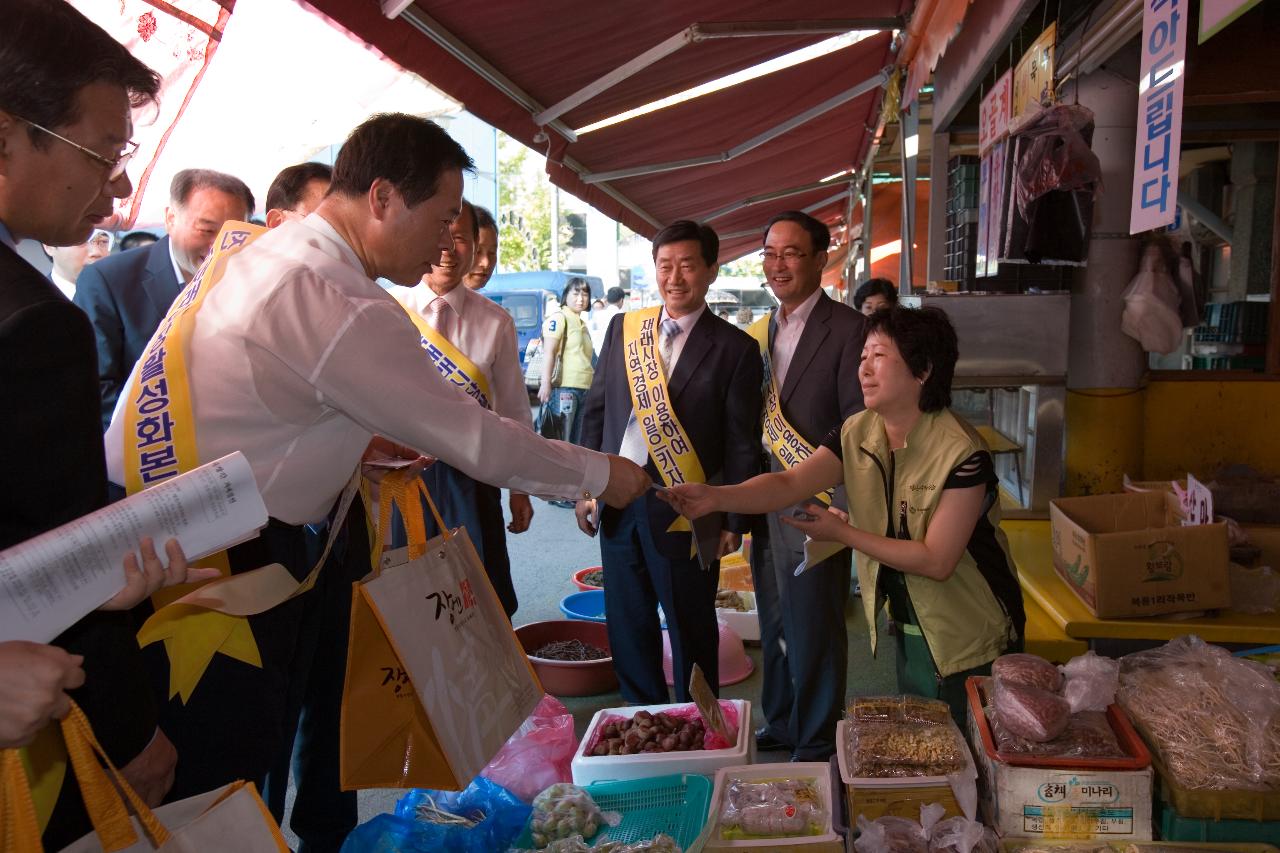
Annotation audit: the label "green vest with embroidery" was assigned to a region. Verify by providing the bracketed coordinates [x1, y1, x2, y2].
[840, 408, 1020, 677]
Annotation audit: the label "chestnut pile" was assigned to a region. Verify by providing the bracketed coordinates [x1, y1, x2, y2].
[591, 710, 706, 756]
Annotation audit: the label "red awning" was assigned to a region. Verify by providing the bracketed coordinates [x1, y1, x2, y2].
[300, 0, 907, 260]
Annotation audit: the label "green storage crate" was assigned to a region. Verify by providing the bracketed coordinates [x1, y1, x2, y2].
[1159, 796, 1280, 845]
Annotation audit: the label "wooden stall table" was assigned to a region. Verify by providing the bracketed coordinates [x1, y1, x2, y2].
[1001, 520, 1280, 655]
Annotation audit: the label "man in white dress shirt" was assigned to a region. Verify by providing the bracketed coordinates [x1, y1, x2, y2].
[103, 113, 649, 804]
[390, 200, 533, 617]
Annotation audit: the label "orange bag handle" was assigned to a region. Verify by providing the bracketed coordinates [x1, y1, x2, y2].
[0, 703, 170, 852]
[369, 468, 451, 575]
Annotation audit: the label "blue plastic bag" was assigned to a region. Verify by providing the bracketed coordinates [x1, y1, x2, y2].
[340, 777, 532, 853]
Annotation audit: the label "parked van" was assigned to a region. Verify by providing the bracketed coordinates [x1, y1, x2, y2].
[487, 271, 605, 302]
[482, 288, 556, 378]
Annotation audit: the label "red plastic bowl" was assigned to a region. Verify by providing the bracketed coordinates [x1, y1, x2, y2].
[515, 620, 618, 697]
[572, 566, 604, 591]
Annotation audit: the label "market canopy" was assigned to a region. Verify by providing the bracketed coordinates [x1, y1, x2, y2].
[302, 0, 909, 261]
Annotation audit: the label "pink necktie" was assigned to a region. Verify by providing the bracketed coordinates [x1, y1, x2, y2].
[428, 296, 454, 340]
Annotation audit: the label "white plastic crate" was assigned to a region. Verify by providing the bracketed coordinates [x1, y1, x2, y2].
[705, 762, 843, 851]
[717, 591, 760, 642]
[571, 700, 753, 785]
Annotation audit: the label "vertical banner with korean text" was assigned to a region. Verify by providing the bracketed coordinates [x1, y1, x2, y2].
[978, 71, 1012, 278]
[1130, 0, 1187, 234]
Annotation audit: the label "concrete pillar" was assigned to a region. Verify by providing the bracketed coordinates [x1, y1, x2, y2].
[927, 131, 951, 285]
[1064, 66, 1146, 495]
[1227, 141, 1278, 297]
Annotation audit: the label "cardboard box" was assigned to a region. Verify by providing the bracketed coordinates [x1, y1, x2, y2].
[967, 701, 1154, 840]
[1049, 491, 1229, 618]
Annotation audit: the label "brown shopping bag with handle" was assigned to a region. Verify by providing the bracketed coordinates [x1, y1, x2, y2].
[0, 703, 286, 853]
[339, 469, 541, 791]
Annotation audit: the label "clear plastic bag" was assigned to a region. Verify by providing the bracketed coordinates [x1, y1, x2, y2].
[847, 695, 952, 725]
[1008, 845, 1110, 853]
[1230, 562, 1280, 615]
[853, 815, 929, 853]
[846, 718, 969, 777]
[1119, 635, 1280, 790]
[717, 777, 825, 839]
[1121, 244, 1184, 355]
[927, 816, 998, 853]
[991, 678, 1070, 743]
[1061, 651, 1120, 713]
[481, 694, 576, 803]
[988, 708, 1124, 759]
[991, 653, 1063, 693]
[339, 777, 530, 853]
[529, 783, 621, 848]
[518, 834, 682, 853]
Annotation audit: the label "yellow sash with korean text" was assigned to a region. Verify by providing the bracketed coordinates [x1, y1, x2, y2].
[622, 307, 703, 539]
[748, 314, 831, 506]
[394, 297, 493, 410]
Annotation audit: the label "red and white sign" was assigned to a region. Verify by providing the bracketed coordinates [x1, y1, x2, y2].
[979, 70, 1013, 155]
[1129, 0, 1187, 234]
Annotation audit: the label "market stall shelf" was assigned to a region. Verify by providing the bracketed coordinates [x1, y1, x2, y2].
[1002, 521, 1280, 645]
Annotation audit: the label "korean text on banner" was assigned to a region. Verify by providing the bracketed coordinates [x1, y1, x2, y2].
[1130, 0, 1187, 234]
[979, 70, 1013, 156]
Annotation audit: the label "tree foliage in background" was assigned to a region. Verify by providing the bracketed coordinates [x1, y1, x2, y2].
[497, 132, 572, 271]
[720, 253, 764, 280]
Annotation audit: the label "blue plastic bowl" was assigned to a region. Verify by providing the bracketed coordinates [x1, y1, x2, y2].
[559, 589, 607, 622]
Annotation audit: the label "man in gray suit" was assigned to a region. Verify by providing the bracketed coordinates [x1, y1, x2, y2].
[749, 210, 867, 761]
[75, 167, 252, 426]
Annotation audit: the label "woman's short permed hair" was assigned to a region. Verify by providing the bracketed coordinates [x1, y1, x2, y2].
[864, 305, 959, 413]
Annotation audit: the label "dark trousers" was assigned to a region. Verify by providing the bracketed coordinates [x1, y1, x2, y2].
[600, 500, 720, 704]
[390, 462, 517, 619]
[751, 509, 852, 760]
[147, 519, 311, 802]
[262, 498, 368, 852]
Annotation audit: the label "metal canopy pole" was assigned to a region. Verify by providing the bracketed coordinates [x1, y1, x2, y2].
[842, 181, 858, 304]
[701, 175, 854, 222]
[898, 106, 918, 292]
[532, 19, 903, 127]
[581, 70, 888, 184]
[861, 168, 874, 285]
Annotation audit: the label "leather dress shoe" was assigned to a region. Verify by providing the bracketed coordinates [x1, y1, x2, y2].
[753, 727, 790, 752]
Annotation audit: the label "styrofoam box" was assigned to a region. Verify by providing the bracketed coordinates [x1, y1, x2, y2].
[835, 720, 978, 822]
[571, 700, 754, 785]
[705, 762, 843, 851]
[965, 702, 1153, 840]
[718, 591, 760, 642]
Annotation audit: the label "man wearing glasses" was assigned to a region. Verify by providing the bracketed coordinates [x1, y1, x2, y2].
[748, 210, 867, 762]
[76, 167, 253, 428]
[43, 227, 111, 300]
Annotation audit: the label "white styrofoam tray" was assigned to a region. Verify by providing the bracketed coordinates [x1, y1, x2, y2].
[717, 591, 760, 642]
[705, 762, 842, 849]
[571, 700, 753, 785]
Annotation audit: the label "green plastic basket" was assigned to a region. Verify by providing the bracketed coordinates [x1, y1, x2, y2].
[514, 773, 713, 849]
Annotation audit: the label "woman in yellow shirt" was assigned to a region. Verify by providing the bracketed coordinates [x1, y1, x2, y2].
[539, 277, 595, 446]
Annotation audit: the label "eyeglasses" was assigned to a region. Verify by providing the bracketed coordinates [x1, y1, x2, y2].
[761, 249, 809, 263]
[21, 118, 138, 182]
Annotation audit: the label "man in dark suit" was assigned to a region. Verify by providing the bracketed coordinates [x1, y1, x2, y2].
[75, 167, 252, 427]
[577, 220, 762, 703]
[750, 210, 867, 761]
[0, 1, 200, 845]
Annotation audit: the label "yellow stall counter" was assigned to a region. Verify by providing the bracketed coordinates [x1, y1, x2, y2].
[1001, 520, 1280, 645]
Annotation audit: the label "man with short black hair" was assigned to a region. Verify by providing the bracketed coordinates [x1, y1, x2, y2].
[577, 220, 761, 703]
[75, 166, 254, 426]
[748, 209, 867, 761]
[265, 161, 332, 229]
[463, 204, 498, 290]
[103, 112, 650, 803]
[589, 284, 626, 352]
[42, 227, 110, 299]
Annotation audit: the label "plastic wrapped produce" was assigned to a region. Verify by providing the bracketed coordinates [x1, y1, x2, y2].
[988, 708, 1124, 759]
[927, 816, 998, 853]
[717, 777, 824, 839]
[518, 834, 682, 853]
[848, 696, 952, 725]
[853, 815, 929, 853]
[528, 783, 620, 847]
[1008, 845, 1109, 853]
[1061, 651, 1119, 713]
[991, 679, 1070, 743]
[1119, 635, 1280, 790]
[846, 719, 969, 777]
[991, 653, 1063, 693]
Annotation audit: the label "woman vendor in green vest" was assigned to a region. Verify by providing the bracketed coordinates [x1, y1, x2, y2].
[661, 305, 1025, 723]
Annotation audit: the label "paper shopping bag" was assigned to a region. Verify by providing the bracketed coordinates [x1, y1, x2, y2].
[0, 704, 287, 853]
[339, 471, 541, 791]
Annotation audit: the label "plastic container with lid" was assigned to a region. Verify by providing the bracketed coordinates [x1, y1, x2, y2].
[705, 762, 843, 851]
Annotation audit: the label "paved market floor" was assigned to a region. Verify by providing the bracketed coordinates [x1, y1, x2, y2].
[280, 495, 897, 844]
